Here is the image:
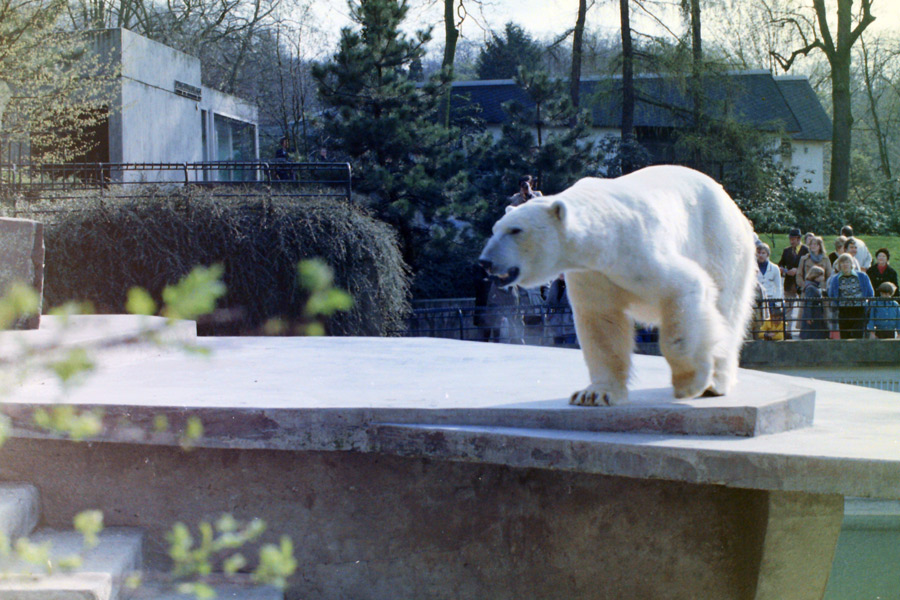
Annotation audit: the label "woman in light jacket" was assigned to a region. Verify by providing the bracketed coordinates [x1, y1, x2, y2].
[756, 243, 783, 302]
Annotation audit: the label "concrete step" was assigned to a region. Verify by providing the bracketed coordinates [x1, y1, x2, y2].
[0, 527, 143, 600]
[128, 578, 284, 600]
[0, 484, 40, 540]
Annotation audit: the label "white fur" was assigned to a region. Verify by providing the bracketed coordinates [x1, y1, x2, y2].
[479, 165, 757, 405]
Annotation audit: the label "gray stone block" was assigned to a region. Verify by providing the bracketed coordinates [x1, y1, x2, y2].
[0, 483, 40, 540]
[0, 218, 44, 329]
[0, 527, 143, 600]
[129, 580, 283, 600]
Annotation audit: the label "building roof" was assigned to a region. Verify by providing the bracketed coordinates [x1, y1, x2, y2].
[451, 71, 831, 142]
[774, 76, 833, 141]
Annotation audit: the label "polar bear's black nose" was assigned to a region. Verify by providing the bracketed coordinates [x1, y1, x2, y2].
[478, 259, 493, 274]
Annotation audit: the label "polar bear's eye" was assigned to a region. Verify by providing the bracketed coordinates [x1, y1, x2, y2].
[508, 227, 523, 236]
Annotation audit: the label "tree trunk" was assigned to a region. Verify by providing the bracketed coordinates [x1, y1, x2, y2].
[439, 0, 460, 128]
[860, 41, 892, 181]
[829, 55, 853, 204]
[826, 0, 853, 204]
[570, 0, 587, 108]
[689, 0, 702, 131]
[620, 0, 635, 174]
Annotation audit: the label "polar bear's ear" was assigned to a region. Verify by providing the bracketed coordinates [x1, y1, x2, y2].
[504, 205, 516, 214]
[549, 200, 566, 222]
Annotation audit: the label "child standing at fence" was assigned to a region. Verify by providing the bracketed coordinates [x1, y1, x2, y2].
[800, 266, 828, 340]
[867, 282, 900, 339]
[757, 306, 786, 341]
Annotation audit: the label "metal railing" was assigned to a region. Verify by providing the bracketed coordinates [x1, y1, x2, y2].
[0, 161, 352, 199]
[391, 297, 900, 346]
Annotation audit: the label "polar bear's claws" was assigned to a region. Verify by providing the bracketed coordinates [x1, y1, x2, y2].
[570, 387, 627, 407]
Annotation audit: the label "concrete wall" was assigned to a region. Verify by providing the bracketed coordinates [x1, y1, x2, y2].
[0, 437, 841, 600]
[111, 28, 203, 176]
[740, 339, 900, 391]
[90, 29, 259, 181]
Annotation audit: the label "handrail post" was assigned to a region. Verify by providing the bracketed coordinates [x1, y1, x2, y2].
[345, 163, 352, 201]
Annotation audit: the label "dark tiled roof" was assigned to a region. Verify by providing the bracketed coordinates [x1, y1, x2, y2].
[774, 77, 832, 141]
[451, 71, 831, 141]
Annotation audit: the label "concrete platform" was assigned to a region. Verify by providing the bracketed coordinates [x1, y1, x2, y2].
[3, 317, 900, 599]
[2, 324, 898, 499]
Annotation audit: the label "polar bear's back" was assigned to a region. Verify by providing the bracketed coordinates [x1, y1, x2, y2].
[559, 166, 756, 325]
[563, 165, 753, 270]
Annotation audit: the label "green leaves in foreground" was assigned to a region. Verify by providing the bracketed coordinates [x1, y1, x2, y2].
[161, 265, 227, 322]
[297, 260, 353, 336]
[0, 282, 40, 329]
[33, 405, 104, 441]
[167, 515, 296, 596]
[73, 510, 103, 549]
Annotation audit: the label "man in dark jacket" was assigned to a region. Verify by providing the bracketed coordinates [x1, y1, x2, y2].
[778, 228, 809, 298]
[778, 228, 808, 338]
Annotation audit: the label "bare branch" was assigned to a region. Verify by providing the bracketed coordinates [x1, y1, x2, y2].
[848, 0, 876, 47]
[770, 38, 825, 72]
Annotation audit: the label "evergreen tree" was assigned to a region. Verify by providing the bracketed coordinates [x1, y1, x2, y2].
[312, 0, 463, 257]
[475, 23, 544, 80]
[462, 68, 596, 237]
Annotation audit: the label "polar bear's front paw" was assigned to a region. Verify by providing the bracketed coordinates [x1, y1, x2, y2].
[671, 363, 713, 399]
[570, 384, 627, 407]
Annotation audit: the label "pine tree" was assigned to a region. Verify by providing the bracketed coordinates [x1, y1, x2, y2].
[312, 0, 466, 275]
[475, 23, 544, 81]
[463, 68, 597, 237]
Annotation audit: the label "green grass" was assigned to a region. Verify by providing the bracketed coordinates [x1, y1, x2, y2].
[761, 233, 900, 263]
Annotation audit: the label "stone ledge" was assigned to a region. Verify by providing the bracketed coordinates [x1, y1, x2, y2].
[0, 217, 44, 329]
[741, 339, 900, 367]
[3, 331, 900, 500]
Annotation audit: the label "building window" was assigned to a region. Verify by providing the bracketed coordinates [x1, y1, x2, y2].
[779, 138, 793, 167]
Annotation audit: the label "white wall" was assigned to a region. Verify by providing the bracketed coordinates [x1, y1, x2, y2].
[94, 29, 259, 183]
[788, 141, 826, 194]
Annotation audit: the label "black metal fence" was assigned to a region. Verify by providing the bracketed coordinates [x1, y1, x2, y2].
[0, 161, 352, 199]
[392, 297, 900, 347]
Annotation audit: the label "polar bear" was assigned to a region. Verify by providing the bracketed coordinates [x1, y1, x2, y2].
[478, 165, 757, 406]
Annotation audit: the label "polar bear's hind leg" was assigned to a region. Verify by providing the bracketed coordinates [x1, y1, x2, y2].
[657, 263, 723, 399]
[707, 243, 756, 396]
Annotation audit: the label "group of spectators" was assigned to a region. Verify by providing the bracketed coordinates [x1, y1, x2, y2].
[755, 225, 900, 341]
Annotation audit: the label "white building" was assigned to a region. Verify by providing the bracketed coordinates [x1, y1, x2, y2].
[85, 28, 259, 182]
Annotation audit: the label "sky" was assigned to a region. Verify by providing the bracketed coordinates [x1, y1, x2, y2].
[309, 0, 900, 60]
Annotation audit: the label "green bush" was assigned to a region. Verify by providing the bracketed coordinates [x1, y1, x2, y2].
[30, 187, 409, 335]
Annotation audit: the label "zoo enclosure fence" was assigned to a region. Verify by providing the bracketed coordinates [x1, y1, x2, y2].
[393, 297, 899, 348]
[0, 161, 352, 211]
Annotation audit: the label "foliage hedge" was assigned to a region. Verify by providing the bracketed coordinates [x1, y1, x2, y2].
[27, 187, 409, 335]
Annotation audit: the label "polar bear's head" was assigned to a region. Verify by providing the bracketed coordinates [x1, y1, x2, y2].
[478, 199, 567, 288]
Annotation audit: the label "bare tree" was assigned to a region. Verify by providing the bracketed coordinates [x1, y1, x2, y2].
[438, 0, 463, 127]
[770, 0, 876, 204]
[858, 34, 896, 181]
[680, 0, 702, 127]
[620, 0, 634, 141]
[570, 0, 589, 107]
[64, 0, 282, 93]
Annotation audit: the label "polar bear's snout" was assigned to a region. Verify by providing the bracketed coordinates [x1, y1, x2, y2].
[478, 234, 522, 286]
[478, 257, 520, 287]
